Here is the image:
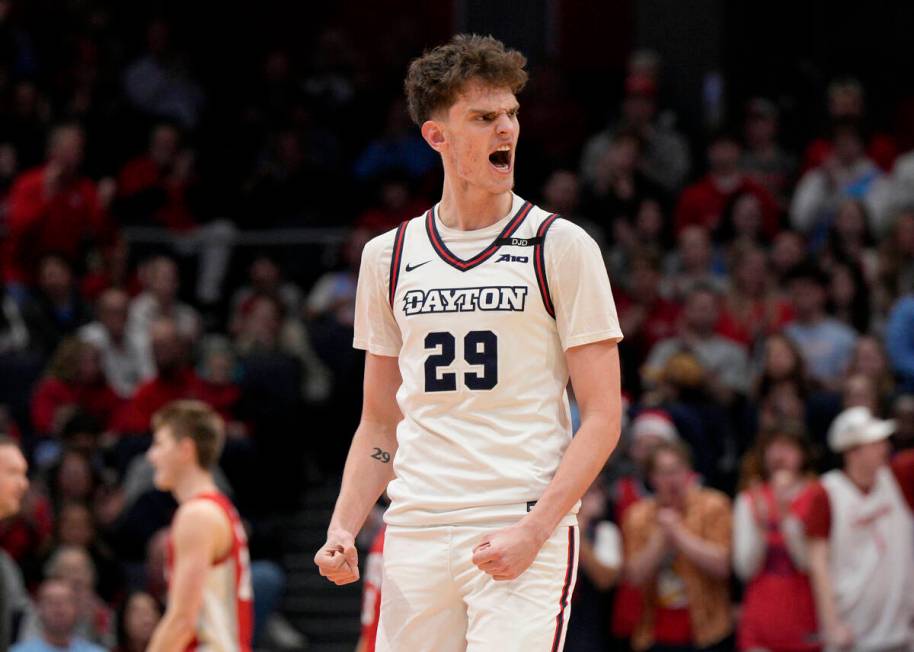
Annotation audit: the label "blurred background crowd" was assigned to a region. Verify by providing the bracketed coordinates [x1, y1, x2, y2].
[1, 1, 914, 651]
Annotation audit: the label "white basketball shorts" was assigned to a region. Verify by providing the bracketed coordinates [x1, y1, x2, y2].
[376, 523, 579, 652]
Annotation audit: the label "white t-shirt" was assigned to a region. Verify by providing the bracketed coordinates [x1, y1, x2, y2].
[353, 193, 623, 527]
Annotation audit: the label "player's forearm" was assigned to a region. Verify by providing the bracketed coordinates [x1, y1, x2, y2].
[521, 408, 620, 545]
[147, 611, 195, 652]
[328, 418, 398, 536]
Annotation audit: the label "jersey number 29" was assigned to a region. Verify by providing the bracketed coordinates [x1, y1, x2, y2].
[424, 330, 497, 392]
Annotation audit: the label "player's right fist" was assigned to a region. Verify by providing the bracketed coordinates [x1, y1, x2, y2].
[315, 530, 360, 585]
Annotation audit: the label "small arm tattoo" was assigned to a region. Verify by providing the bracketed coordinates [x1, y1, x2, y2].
[370, 447, 391, 463]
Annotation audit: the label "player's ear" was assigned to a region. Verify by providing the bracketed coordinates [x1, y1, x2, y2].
[177, 437, 196, 462]
[421, 119, 446, 153]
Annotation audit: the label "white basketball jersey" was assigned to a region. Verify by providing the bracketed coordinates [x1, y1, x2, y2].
[821, 468, 914, 650]
[168, 493, 253, 652]
[354, 193, 623, 527]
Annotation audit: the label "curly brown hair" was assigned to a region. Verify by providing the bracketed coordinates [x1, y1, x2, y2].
[404, 34, 528, 125]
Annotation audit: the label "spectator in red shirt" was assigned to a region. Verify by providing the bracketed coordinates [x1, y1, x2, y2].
[617, 249, 681, 368]
[717, 245, 793, 350]
[3, 124, 116, 293]
[675, 131, 780, 240]
[30, 338, 122, 438]
[796, 407, 914, 651]
[733, 425, 819, 652]
[116, 123, 197, 232]
[802, 78, 897, 174]
[113, 318, 207, 435]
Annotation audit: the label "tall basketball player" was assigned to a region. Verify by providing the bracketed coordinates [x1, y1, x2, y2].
[315, 34, 623, 651]
[147, 400, 252, 652]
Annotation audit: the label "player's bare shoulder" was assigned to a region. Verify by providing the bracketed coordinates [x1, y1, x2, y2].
[172, 499, 231, 550]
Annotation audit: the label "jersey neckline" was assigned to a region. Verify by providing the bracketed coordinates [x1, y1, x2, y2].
[425, 198, 533, 272]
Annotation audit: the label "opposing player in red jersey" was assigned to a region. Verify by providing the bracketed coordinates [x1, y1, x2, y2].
[355, 524, 386, 652]
[147, 400, 253, 652]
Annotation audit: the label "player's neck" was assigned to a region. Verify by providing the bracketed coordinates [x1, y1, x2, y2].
[438, 182, 513, 231]
[172, 467, 218, 504]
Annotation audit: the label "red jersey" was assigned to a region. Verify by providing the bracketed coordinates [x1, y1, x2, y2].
[167, 493, 253, 652]
[360, 526, 386, 652]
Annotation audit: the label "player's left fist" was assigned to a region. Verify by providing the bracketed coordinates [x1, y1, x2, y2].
[471, 523, 544, 581]
[314, 529, 360, 586]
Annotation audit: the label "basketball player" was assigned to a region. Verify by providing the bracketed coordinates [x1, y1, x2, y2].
[146, 400, 252, 652]
[314, 34, 623, 651]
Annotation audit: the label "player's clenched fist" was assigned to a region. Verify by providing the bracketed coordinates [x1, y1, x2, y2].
[471, 523, 545, 581]
[315, 530, 360, 585]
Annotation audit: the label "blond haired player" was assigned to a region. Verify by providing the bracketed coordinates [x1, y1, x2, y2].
[314, 34, 623, 651]
[147, 400, 252, 652]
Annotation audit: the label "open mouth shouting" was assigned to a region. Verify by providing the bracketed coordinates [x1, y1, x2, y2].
[488, 145, 513, 173]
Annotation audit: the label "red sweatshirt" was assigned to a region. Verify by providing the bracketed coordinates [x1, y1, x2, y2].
[4, 166, 116, 284]
[675, 174, 780, 239]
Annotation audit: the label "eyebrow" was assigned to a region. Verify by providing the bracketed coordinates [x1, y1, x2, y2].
[467, 105, 520, 116]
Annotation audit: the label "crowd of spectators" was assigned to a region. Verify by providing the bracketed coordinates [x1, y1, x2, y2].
[2, 2, 914, 651]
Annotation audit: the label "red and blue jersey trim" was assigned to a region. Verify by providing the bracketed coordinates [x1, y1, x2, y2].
[550, 526, 577, 652]
[534, 213, 561, 319]
[388, 220, 410, 308]
[425, 201, 533, 272]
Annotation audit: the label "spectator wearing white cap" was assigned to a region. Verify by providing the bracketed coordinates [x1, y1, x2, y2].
[795, 406, 914, 652]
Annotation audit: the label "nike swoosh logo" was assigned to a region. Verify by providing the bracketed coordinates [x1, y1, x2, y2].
[405, 260, 431, 272]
